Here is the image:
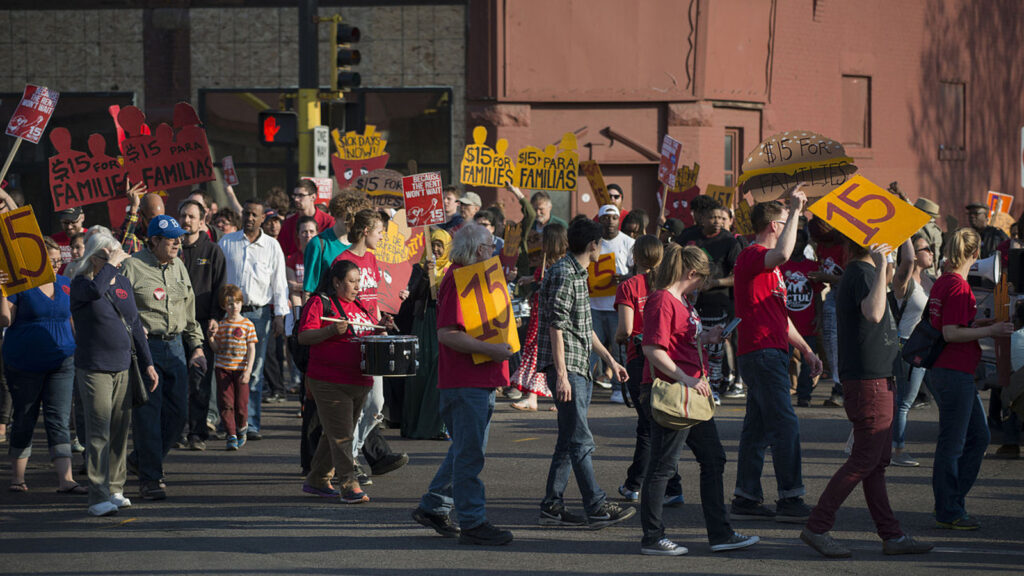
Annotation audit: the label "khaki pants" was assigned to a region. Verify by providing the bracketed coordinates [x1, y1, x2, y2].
[305, 377, 370, 493]
[78, 369, 130, 506]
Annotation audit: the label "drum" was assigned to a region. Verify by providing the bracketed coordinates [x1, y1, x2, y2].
[358, 335, 419, 377]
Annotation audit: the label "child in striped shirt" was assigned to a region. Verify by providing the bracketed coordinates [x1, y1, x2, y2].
[209, 284, 258, 451]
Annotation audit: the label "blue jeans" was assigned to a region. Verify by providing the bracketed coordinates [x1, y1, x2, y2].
[589, 309, 621, 383]
[735, 348, 805, 501]
[542, 369, 606, 514]
[930, 367, 990, 523]
[822, 292, 841, 394]
[893, 339, 927, 449]
[243, 306, 273, 433]
[791, 346, 815, 403]
[131, 336, 189, 483]
[419, 387, 496, 530]
[5, 356, 75, 460]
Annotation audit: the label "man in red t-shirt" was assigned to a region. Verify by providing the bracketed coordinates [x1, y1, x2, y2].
[730, 186, 822, 524]
[412, 223, 515, 547]
[279, 180, 335, 260]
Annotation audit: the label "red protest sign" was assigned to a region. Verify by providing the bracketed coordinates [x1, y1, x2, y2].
[657, 135, 682, 187]
[222, 156, 239, 186]
[332, 154, 389, 189]
[305, 177, 332, 206]
[48, 128, 127, 211]
[402, 172, 446, 228]
[663, 163, 701, 226]
[118, 103, 215, 191]
[6, 85, 59, 144]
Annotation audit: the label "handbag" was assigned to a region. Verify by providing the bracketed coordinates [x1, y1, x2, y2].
[649, 318, 716, 430]
[901, 305, 945, 369]
[104, 291, 149, 408]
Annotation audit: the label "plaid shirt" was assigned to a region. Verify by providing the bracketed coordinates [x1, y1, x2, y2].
[118, 211, 144, 255]
[537, 254, 593, 376]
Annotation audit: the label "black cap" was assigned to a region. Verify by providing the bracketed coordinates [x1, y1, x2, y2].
[965, 203, 987, 211]
[57, 207, 83, 220]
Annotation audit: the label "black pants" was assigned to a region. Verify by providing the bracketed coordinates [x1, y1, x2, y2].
[263, 330, 287, 397]
[187, 339, 215, 441]
[624, 355, 682, 496]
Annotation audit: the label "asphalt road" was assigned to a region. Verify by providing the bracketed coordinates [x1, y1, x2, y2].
[2, 387, 1022, 576]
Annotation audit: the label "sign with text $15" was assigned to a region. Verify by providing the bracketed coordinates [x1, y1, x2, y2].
[0, 206, 56, 297]
[808, 175, 930, 249]
[453, 256, 521, 364]
[587, 253, 617, 297]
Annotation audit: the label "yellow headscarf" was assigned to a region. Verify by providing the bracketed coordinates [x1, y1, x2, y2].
[424, 227, 452, 297]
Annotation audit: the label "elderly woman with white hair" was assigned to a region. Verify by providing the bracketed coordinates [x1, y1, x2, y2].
[67, 229, 157, 517]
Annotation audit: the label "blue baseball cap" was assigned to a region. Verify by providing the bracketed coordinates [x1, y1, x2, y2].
[148, 215, 187, 239]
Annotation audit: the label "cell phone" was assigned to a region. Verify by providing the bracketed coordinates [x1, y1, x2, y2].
[721, 317, 742, 338]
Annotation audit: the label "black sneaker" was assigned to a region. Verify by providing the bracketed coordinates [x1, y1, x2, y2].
[587, 501, 636, 530]
[730, 497, 775, 520]
[412, 508, 460, 537]
[140, 481, 166, 501]
[371, 453, 409, 476]
[188, 438, 206, 451]
[355, 464, 373, 486]
[710, 531, 760, 552]
[775, 497, 811, 523]
[247, 431, 263, 441]
[539, 504, 587, 527]
[458, 521, 513, 546]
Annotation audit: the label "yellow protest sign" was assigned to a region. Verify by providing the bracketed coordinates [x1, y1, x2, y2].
[580, 160, 613, 207]
[331, 125, 387, 160]
[808, 175, 931, 248]
[733, 195, 755, 236]
[453, 256, 521, 364]
[460, 126, 515, 188]
[587, 252, 617, 297]
[706, 185, 735, 209]
[0, 206, 56, 297]
[515, 133, 579, 192]
[502, 221, 522, 258]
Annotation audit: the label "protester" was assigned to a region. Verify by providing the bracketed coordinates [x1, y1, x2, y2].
[779, 229, 822, 407]
[412, 223, 515, 545]
[209, 285, 258, 451]
[120, 188, 162, 255]
[807, 217, 845, 407]
[620, 210, 647, 239]
[261, 207, 290, 404]
[590, 205, 635, 398]
[280, 180, 335, 260]
[52, 207, 87, 268]
[441, 186, 460, 227]
[914, 197, 944, 275]
[212, 209, 241, 236]
[731, 189, 822, 522]
[441, 192, 482, 234]
[965, 203, 1008, 259]
[531, 191, 567, 233]
[262, 209, 284, 238]
[303, 191, 371, 294]
[286, 216, 318, 390]
[473, 209, 504, 257]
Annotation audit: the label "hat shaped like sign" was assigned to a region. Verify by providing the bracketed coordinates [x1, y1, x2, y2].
[738, 131, 858, 203]
[148, 215, 187, 239]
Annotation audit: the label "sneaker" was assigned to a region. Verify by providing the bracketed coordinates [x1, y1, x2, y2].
[88, 501, 119, 517]
[247, 431, 263, 441]
[824, 393, 844, 407]
[640, 538, 688, 556]
[775, 497, 811, 523]
[664, 493, 685, 508]
[713, 391, 722, 406]
[618, 485, 639, 502]
[412, 507, 460, 537]
[883, 534, 933, 555]
[371, 452, 409, 476]
[140, 481, 166, 501]
[238, 433, 248, 448]
[110, 493, 132, 508]
[505, 387, 523, 401]
[302, 483, 340, 498]
[72, 438, 86, 453]
[587, 501, 636, 529]
[188, 438, 206, 451]
[800, 527, 851, 558]
[936, 515, 980, 530]
[991, 444, 1020, 459]
[911, 398, 931, 410]
[610, 390, 625, 404]
[722, 384, 745, 399]
[710, 531, 760, 552]
[796, 398, 811, 407]
[458, 521, 513, 546]
[226, 435, 238, 451]
[539, 504, 587, 527]
[890, 452, 920, 467]
[355, 464, 373, 486]
[730, 497, 775, 520]
[173, 438, 188, 450]
[340, 488, 370, 504]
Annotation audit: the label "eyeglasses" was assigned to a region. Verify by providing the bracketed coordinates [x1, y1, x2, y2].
[291, 192, 313, 199]
[772, 219, 787, 226]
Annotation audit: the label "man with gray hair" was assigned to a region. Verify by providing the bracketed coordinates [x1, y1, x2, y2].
[413, 223, 514, 546]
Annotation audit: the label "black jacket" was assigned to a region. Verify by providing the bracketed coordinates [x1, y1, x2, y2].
[179, 232, 227, 325]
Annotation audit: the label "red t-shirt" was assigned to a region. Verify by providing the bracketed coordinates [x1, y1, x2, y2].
[929, 273, 981, 374]
[779, 258, 821, 337]
[436, 265, 510, 389]
[614, 272, 651, 362]
[817, 242, 846, 278]
[286, 251, 305, 285]
[333, 249, 380, 319]
[52, 229, 86, 271]
[734, 244, 789, 355]
[641, 290, 704, 384]
[279, 209, 334, 260]
[299, 295, 375, 386]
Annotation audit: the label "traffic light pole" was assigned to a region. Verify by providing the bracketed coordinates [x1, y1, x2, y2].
[297, 0, 320, 179]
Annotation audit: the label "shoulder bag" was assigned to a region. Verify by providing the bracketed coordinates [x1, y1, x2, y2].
[103, 291, 149, 408]
[650, 318, 716, 430]
[901, 304, 945, 369]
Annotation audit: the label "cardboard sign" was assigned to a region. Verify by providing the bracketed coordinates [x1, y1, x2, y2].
[460, 126, 515, 188]
[372, 209, 423, 315]
[706, 185, 736, 210]
[331, 125, 387, 160]
[580, 160, 613, 207]
[587, 252, 617, 298]
[117, 103, 214, 192]
[658, 135, 682, 187]
[499, 221, 523, 276]
[514, 133, 579, 192]
[48, 128, 127, 211]
[987, 191, 1014, 217]
[453, 255, 521, 364]
[332, 153, 389, 189]
[305, 177, 332, 206]
[738, 130, 858, 203]
[733, 194, 755, 236]
[222, 156, 239, 186]
[0, 206, 56, 297]
[663, 163, 701, 225]
[808, 175, 930, 249]
[402, 172, 446, 228]
[5, 85, 59, 144]
[108, 197, 131, 232]
[355, 168, 404, 211]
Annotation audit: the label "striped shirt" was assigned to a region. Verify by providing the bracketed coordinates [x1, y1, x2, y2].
[213, 318, 258, 370]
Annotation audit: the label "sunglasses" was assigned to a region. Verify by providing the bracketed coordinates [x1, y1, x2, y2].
[916, 246, 934, 253]
[609, 194, 621, 200]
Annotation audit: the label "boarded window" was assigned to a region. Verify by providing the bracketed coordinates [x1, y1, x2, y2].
[724, 128, 741, 187]
[940, 81, 966, 151]
[841, 75, 871, 148]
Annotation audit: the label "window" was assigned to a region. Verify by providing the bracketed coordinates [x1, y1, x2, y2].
[841, 75, 871, 148]
[939, 81, 965, 160]
[724, 128, 741, 187]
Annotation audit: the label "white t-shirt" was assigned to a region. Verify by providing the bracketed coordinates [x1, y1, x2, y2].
[591, 232, 635, 312]
[897, 278, 928, 339]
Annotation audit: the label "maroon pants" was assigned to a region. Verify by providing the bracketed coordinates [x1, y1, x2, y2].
[806, 378, 903, 540]
[216, 368, 249, 437]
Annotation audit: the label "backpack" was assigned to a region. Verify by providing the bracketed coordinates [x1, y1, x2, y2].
[900, 304, 946, 369]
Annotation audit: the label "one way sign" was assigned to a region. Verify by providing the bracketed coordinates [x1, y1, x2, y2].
[313, 126, 330, 178]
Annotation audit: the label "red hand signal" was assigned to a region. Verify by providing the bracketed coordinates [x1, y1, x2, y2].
[263, 116, 281, 142]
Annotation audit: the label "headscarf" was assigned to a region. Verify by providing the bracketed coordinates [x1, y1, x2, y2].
[424, 227, 452, 298]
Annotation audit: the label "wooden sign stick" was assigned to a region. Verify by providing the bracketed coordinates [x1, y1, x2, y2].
[0, 138, 24, 185]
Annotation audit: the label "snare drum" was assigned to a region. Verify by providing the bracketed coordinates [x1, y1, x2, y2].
[358, 335, 419, 377]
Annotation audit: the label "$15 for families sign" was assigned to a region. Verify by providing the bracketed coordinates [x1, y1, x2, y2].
[453, 256, 520, 364]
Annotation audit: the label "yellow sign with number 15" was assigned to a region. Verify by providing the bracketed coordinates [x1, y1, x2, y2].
[0, 206, 56, 297]
[453, 256, 521, 364]
[809, 175, 930, 249]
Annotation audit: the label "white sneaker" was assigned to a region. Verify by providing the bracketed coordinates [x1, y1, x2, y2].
[110, 493, 132, 507]
[610, 390, 625, 404]
[88, 501, 119, 517]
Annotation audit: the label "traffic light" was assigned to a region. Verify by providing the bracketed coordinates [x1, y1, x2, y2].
[331, 19, 361, 92]
[258, 110, 298, 146]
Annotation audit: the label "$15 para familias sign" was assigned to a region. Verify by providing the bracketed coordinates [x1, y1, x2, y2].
[453, 256, 521, 364]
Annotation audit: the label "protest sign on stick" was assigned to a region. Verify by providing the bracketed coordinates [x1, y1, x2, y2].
[453, 255, 521, 364]
[658, 135, 682, 188]
[304, 177, 333, 206]
[222, 156, 239, 186]
[580, 160, 613, 207]
[706, 185, 736, 210]
[118, 103, 215, 192]
[331, 125, 387, 160]
[2, 85, 60, 185]
[587, 253, 617, 297]
[372, 209, 424, 315]
[402, 172, 446, 228]
[987, 191, 1014, 218]
[738, 130, 857, 203]
[733, 194, 755, 236]
[663, 163, 701, 226]
[0, 206, 56, 297]
[514, 133, 579, 192]
[808, 175, 930, 249]
[355, 168, 405, 211]
[460, 127, 515, 188]
[48, 129, 126, 211]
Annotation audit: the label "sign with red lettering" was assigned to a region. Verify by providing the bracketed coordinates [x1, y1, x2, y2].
[332, 153, 389, 189]
[5, 85, 59, 144]
[658, 135, 682, 188]
[663, 163, 701, 226]
[587, 253, 617, 297]
[402, 172, 445, 228]
[118, 103, 215, 192]
[808, 175, 930, 248]
[453, 255, 520, 364]
[0, 206, 56, 297]
[222, 156, 239, 186]
[47, 128, 126, 211]
[305, 177, 332, 206]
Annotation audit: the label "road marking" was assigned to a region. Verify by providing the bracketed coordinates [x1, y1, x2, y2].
[771, 537, 1024, 558]
[103, 518, 136, 527]
[513, 437, 539, 443]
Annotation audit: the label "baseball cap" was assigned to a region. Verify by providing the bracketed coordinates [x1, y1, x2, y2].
[457, 192, 482, 207]
[661, 218, 686, 237]
[57, 207, 83, 221]
[965, 202, 988, 212]
[598, 204, 620, 218]
[148, 215, 187, 239]
[265, 209, 284, 221]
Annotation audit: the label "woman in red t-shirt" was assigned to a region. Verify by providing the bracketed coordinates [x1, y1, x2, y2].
[928, 228, 1013, 530]
[298, 259, 381, 504]
[638, 244, 758, 556]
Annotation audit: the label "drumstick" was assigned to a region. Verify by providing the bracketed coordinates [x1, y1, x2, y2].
[319, 316, 385, 330]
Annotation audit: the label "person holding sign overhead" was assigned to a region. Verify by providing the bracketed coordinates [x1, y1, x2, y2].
[412, 223, 514, 546]
[591, 205, 635, 397]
